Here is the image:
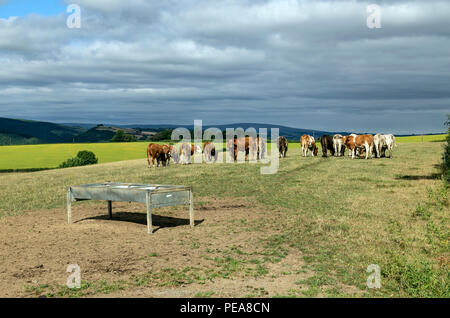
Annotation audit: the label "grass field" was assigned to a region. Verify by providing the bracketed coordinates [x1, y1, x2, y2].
[0, 134, 446, 170]
[0, 141, 448, 297]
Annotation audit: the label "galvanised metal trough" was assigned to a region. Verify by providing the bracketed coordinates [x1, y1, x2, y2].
[66, 182, 194, 234]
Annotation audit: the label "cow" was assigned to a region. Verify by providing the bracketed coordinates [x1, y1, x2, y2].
[384, 134, 396, 158]
[227, 137, 257, 161]
[256, 136, 266, 160]
[343, 134, 358, 157]
[320, 135, 335, 157]
[352, 134, 374, 160]
[333, 134, 345, 157]
[179, 143, 202, 164]
[301, 135, 318, 157]
[147, 143, 170, 167]
[203, 141, 217, 162]
[374, 134, 396, 158]
[277, 136, 288, 158]
[373, 134, 386, 158]
[169, 145, 179, 164]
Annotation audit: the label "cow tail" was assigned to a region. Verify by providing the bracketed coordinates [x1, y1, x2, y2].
[147, 145, 151, 167]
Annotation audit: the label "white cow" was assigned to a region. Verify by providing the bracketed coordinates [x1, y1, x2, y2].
[333, 134, 345, 157]
[384, 134, 396, 158]
[374, 134, 386, 158]
[374, 134, 396, 158]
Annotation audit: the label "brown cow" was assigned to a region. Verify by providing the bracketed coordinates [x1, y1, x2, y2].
[277, 136, 288, 158]
[301, 135, 318, 157]
[320, 135, 335, 158]
[147, 143, 170, 167]
[227, 137, 257, 161]
[203, 141, 216, 162]
[344, 134, 374, 159]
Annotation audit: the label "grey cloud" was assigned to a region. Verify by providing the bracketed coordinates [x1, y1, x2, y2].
[0, 0, 449, 134]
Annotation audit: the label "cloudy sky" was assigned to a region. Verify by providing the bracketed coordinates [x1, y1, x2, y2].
[0, 0, 449, 134]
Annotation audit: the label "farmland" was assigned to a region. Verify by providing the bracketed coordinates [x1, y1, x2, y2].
[0, 140, 448, 298]
[0, 134, 446, 171]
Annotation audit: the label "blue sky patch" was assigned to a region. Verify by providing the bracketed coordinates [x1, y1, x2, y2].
[0, 0, 65, 19]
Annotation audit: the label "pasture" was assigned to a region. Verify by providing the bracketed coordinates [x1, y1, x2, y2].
[0, 134, 446, 170]
[0, 141, 448, 298]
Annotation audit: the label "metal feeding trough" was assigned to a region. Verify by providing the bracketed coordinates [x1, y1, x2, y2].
[66, 182, 194, 234]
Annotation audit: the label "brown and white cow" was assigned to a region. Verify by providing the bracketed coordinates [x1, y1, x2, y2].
[147, 143, 171, 167]
[277, 136, 288, 158]
[179, 143, 201, 164]
[301, 135, 318, 157]
[345, 134, 374, 160]
[203, 141, 217, 162]
[227, 137, 257, 161]
[343, 134, 358, 157]
[256, 136, 266, 160]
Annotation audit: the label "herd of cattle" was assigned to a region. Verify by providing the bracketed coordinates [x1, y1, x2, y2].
[146, 133, 396, 167]
[301, 133, 396, 160]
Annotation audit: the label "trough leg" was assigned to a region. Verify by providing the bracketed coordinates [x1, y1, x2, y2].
[189, 190, 194, 229]
[146, 193, 153, 234]
[108, 200, 112, 219]
[67, 188, 72, 225]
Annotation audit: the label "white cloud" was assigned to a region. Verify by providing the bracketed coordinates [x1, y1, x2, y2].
[0, 0, 449, 133]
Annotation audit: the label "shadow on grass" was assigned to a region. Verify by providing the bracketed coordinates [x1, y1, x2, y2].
[395, 173, 442, 180]
[77, 212, 204, 233]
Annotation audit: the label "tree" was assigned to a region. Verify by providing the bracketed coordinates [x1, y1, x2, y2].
[111, 130, 136, 142]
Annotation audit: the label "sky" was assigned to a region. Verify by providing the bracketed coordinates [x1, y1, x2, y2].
[0, 0, 449, 134]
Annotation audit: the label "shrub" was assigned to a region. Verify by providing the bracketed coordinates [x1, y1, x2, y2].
[444, 115, 450, 183]
[58, 150, 98, 168]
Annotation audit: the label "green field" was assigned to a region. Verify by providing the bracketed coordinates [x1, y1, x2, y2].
[0, 134, 446, 171]
[0, 141, 447, 297]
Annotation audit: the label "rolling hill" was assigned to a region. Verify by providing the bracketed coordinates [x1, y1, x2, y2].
[0, 117, 86, 145]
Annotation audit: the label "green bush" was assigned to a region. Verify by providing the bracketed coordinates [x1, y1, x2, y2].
[58, 150, 98, 168]
[444, 116, 450, 183]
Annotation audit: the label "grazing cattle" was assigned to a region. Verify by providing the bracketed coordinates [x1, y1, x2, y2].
[384, 134, 396, 158]
[179, 143, 194, 164]
[256, 136, 266, 159]
[320, 135, 335, 157]
[353, 134, 374, 160]
[343, 134, 358, 157]
[301, 135, 318, 157]
[227, 137, 257, 161]
[169, 145, 179, 164]
[374, 134, 396, 158]
[373, 134, 386, 158]
[333, 134, 345, 157]
[203, 141, 217, 162]
[277, 136, 288, 158]
[147, 143, 170, 167]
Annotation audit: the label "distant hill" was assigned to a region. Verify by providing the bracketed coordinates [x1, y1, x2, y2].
[0, 117, 445, 145]
[74, 125, 157, 143]
[0, 118, 85, 145]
